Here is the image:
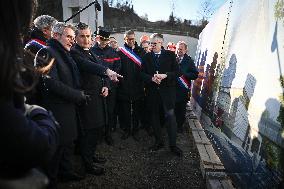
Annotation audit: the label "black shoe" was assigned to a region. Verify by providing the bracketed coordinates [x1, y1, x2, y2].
[93, 155, 107, 164]
[105, 135, 114, 146]
[111, 127, 116, 132]
[170, 146, 183, 157]
[121, 131, 131, 140]
[86, 164, 105, 175]
[59, 172, 85, 182]
[132, 131, 140, 141]
[145, 127, 153, 136]
[149, 143, 164, 151]
[177, 127, 184, 133]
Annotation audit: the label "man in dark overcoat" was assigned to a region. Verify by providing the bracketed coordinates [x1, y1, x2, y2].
[116, 30, 145, 141]
[70, 23, 108, 175]
[36, 22, 87, 183]
[91, 29, 121, 145]
[141, 33, 183, 157]
[175, 41, 198, 133]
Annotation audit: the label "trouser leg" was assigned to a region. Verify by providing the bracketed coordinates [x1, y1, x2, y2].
[163, 106, 177, 147]
[59, 142, 74, 175]
[118, 101, 131, 133]
[44, 146, 62, 188]
[106, 90, 117, 134]
[151, 101, 163, 144]
[175, 101, 187, 130]
[132, 99, 143, 133]
[80, 128, 98, 167]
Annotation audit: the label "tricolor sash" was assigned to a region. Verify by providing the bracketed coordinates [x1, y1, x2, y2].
[119, 46, 142, 67]
[25, 39, 46, 49]
[177, 75, 190, 90]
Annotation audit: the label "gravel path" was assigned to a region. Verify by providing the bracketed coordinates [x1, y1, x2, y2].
[58, 122, 205, 189]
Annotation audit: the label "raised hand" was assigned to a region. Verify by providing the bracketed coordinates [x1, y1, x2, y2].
[106, 68, 123, 82]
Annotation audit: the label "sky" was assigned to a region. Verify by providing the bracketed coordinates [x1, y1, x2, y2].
[131, 0, 228, 22]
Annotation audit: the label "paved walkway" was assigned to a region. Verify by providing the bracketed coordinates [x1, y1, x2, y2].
[58, 120, 205, 189]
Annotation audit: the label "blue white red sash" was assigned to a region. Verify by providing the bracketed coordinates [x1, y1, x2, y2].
[177, 75, 190, 90]
[25, 39, 46, 49]
[119, 46, 142, 67]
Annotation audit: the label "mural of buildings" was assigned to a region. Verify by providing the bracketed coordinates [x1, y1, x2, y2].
[191, 0, 284, 186]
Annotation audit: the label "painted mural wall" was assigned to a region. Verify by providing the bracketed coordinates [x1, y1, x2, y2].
[191, 0, 284, 173]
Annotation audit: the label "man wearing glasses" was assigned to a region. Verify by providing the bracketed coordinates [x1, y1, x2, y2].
[141, 33, 183, 157]
[35, 22, 87, 184]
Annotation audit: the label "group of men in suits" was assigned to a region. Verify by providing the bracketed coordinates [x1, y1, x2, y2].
[24, 14, 198, 188]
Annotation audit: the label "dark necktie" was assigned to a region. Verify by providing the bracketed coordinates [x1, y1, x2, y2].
[154, 54, 160, 70]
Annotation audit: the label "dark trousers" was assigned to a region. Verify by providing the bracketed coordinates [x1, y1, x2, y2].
[140, 97, 151, 129]
[45, 142, 74, 188]
[105, 89, 117, 136]
[175, 101, 187, 129]
[150, 97, 177, 147]
[118, 98, 143, 134]
[80, 127, 102, 167]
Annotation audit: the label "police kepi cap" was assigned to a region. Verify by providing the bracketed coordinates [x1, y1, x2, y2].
[96, 29, 110, 40]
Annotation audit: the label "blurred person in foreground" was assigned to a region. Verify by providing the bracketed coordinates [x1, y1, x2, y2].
[0, 0, 59, 188]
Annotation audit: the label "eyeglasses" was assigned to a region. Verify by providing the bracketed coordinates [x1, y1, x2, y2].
[61, 34, 75, 41]
[150, 42, 160, 46]
[126, 38, 135, 41]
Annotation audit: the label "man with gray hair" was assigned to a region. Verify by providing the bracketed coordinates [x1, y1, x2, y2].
[35, 22, 86, 186]
[141, 33, 183, 157]
[24, 15, 58, 104]
[25, 15, 57, 54]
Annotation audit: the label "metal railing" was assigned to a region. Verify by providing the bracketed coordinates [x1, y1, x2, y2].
[104, 26, 199, 38]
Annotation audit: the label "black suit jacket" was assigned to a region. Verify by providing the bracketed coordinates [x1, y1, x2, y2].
[176, 54, 199, 102]
[40, 39, 85, 144]
[70, 44, 107, 129]
[141, 49, 181, 109]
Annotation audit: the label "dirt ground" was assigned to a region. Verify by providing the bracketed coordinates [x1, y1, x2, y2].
[58, 122, 205, 189]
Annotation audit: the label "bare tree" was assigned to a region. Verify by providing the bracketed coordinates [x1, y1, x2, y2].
[141, 13, 149, 21]
[197, 0, 215, 21]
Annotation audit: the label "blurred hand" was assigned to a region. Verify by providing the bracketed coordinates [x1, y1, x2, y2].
[152, 76, 161, 84]
[24, 104, 47, 116]
[106, 68, 123, 82]
[81, 91, 91, 105]
[101, 87, 108, 97]
[154, 73, 167, 80]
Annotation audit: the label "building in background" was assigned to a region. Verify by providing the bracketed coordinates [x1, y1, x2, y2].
[62, 0, 104, 32]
